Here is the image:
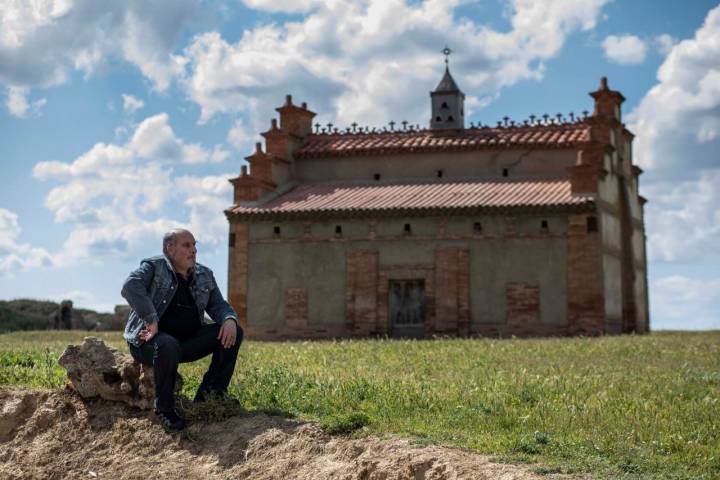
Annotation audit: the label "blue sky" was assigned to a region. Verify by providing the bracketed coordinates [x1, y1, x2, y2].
[1, 0, 718, 330]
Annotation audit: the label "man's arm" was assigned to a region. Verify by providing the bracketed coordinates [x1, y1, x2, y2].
[120, 260, 160, 326]
[204, 270, 238, 326]
[203, 270, 240, 348]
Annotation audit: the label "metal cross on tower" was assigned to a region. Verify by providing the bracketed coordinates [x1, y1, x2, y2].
[442, 46, 452, 66]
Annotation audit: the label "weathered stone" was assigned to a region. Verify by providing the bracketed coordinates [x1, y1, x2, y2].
[58, 336, 181, 409]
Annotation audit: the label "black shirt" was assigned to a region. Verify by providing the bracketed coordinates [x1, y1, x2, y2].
[159, 273, 201, 340]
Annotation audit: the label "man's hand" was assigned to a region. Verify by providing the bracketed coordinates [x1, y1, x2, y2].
[218, 319, 237, 348]
[139, 321, 158, 342]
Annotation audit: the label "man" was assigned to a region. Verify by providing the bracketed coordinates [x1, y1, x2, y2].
[122, 228, 242, 433]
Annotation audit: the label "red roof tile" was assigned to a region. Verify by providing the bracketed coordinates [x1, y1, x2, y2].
[294, 123, 590, 159]
[227, 179, 594, 218]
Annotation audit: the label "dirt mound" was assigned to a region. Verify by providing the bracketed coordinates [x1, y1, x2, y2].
[0, 388, 574, 479]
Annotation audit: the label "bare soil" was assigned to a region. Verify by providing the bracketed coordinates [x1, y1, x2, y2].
[0, 388, 577, 479]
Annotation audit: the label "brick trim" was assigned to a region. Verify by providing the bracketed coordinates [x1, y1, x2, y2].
[567, 214, 605, 335]
[506, 282, 540, 329]
[227, 223, 249, 330]
[346, 250, 379, 335]
[285, 288, 308, 328]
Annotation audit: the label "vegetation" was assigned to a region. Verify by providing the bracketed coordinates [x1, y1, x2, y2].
[0, 330, 718, 479]
[0, 299, 118, 332]
[0, 299, 57, 331]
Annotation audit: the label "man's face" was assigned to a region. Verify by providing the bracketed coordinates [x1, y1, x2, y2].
[167, 231, 197, 274]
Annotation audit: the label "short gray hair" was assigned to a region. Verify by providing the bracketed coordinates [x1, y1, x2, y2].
[163, 228, 190, 255]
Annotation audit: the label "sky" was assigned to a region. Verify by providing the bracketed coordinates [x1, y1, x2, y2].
[0, 0, 718, 330]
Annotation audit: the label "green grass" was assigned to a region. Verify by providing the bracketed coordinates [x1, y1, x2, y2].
[0, 330, 718, 479]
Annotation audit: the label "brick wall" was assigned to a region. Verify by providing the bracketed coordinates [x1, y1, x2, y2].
[285, 288, 308, 328]
[567, 214, 605, 335]
[346, 250, 379, 335]
[434, 247, 470, 336]
[227, 222, 249, 330]
[506, 282, 540, 332]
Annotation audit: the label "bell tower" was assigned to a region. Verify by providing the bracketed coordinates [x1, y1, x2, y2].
[430, 47, 465, 130]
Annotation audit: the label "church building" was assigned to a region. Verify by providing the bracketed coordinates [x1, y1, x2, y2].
[224, 62, 650, 339]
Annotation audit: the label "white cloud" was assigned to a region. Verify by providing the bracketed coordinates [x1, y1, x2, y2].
[0, 1, 198, 96]
[6, 86, 46, 117]
[0, 208, 54, 276]
[241, 0, 321, 14]
[127, 113, 214, 164]
[651, 275, 720, 330]
[122, 93, 144, 113]
[31, 113, 234, 264]
[654, 34, 676, 55]
[209, 145, 231, 163]
[227, 118, 258, 152]
[644, 170, 720, 263]
[627, 6, 720, 184]
[182, 0, 611, 128]
[627, 6, 720, 266]
[628, 6, 720, 175]
[51, 290, 116, 314]
[602, 34, 647, 64]
[175, 174, 235, 246]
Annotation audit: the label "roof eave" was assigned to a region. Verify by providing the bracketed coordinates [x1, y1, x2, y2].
[226, 201, 596, 222]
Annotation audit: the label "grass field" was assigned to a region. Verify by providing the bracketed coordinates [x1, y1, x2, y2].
[0, 330, 718, 479]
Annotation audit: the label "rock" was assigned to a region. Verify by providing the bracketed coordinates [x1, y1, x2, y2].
[58, 336, 181, 409]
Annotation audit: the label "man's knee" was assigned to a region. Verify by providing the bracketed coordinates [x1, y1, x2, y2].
[230, 325, 244, 350]
[236, 325, 244, 345]
[154, 333, 181, 359]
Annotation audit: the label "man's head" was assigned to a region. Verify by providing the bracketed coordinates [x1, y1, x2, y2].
[163, 228, 197, 275]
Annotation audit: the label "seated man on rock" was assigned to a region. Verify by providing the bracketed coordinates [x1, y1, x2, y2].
[122, 228, 242, 433]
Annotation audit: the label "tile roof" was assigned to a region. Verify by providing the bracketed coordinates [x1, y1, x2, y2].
[294, 123, 591, 159]
[227, 178, 595, 219]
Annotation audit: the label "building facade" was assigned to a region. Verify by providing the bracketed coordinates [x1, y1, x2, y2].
[225, 70, 649, 339]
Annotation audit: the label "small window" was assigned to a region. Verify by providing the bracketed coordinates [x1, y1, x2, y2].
[229, 232, 235, 247]
[473, 222, 483, 234]
[540, 220, 549, 232]
[273, 226, 281, 237]
[404, 223, 412, 235]
[448, 115, 454, 122]
[435, 116, 442, 122]
[374, 173, 381, 181]
[587, 216, 598, 232]
[441, 102, 449, 110]
[437, 169, 444, 178]
[335, 225, 342, 236]
[502, 168, 509, 177]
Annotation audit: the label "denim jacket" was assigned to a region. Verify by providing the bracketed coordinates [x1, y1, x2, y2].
[121, 255, 238, 347]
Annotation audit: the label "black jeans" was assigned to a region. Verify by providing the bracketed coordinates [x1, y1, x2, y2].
[128, 323, 243, 412]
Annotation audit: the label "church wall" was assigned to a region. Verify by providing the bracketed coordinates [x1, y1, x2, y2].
[632, 229, 645, 265]
[602, 254, 623, 333]
[597, 154, 620, 204]
[628, 179, 643, 220]
[247, 241, 347, 326]
[294, 149, 577, 184]
[601, 212, 621, 250]
[634, 267, 649, 332]
[375, 218, 437, 237]
[446, 217, 503, 236]
[469, 237, 568, 329]
[242, 214, 570, 338]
